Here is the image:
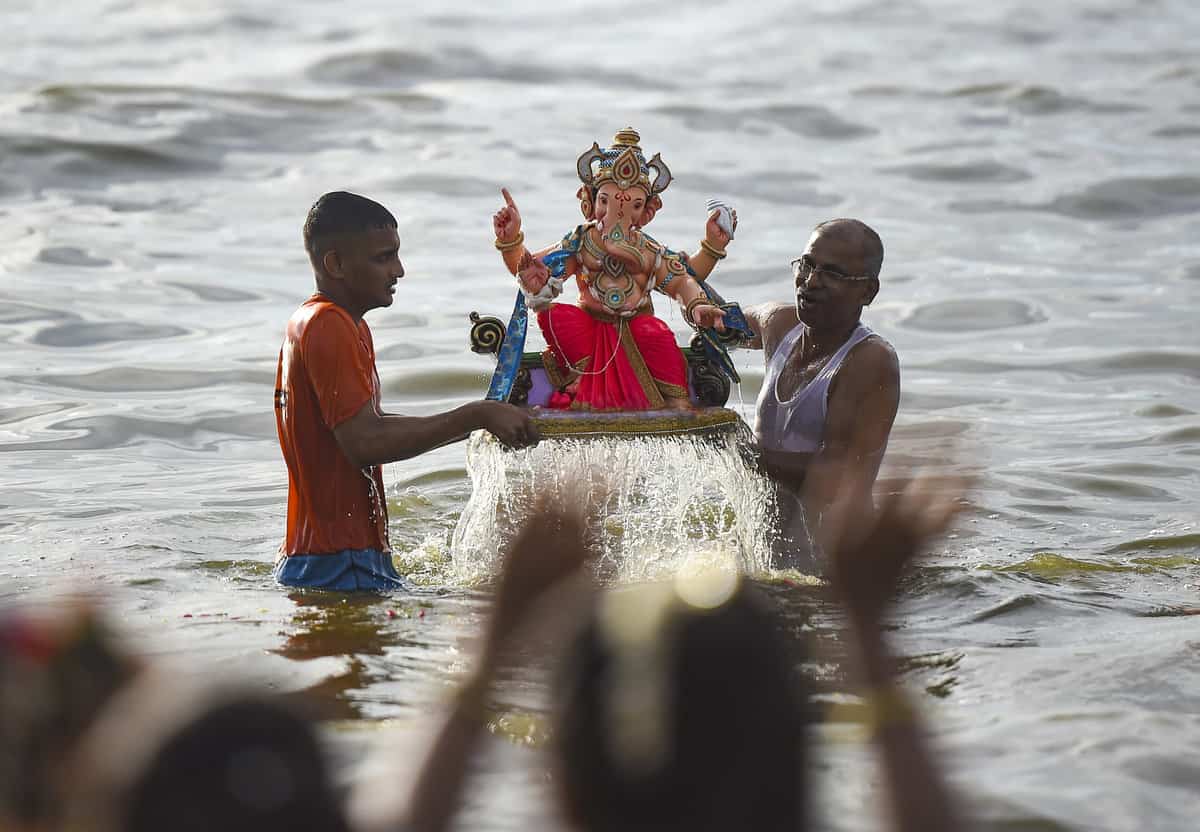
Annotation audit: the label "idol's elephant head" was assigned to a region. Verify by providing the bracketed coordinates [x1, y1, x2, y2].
[590, 182, 658, 271]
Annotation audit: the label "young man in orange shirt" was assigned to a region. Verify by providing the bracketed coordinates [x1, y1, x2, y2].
[274, 192, 538, 590]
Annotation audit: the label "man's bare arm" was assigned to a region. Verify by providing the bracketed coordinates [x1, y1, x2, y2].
[743, 302, 799, 357]
[825, 474, 965, 832]
[364, 496, 596, 832]
[333, 399, 537, 468]
[755, 446, 815, 486]
[802, 339, 900, 537]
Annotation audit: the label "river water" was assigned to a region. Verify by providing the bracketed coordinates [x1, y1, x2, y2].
[2, 1, 1198, 829]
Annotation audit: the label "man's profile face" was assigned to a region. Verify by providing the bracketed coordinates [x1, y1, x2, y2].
[793, 228, 877, 327]
[331, 227, 404, 314]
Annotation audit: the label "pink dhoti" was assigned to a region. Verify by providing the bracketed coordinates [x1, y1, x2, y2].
[536, 304, 689, 410]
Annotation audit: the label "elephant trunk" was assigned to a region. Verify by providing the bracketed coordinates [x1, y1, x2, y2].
[597, 217, 646, 273]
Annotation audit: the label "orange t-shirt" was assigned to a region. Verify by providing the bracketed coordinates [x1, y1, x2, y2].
[274, 294, 389, 557]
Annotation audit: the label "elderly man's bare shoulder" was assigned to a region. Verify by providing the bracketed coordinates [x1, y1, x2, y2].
[744, 302, 800, 356]
[838, 334, 900, 397]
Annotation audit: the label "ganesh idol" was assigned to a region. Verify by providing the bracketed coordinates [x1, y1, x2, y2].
[492, 127, 736, 411]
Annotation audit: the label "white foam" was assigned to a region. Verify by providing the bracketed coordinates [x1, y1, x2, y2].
[450, 423, 776, 585]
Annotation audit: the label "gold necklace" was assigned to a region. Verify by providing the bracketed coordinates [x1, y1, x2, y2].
[580, 228, 637, 311]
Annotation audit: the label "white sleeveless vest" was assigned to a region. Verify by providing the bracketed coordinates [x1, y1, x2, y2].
[754, 321, 877, 453]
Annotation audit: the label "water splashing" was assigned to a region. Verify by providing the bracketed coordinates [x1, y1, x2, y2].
[450, 421, 777, 585]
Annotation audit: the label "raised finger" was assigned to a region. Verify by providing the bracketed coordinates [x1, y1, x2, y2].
[501, 187, 516, 208]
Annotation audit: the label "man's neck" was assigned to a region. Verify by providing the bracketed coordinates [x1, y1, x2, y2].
[314, 284, 363, 322]
[802, 317, 861, 359]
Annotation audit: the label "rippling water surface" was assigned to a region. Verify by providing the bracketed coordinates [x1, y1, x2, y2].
[2, 2, 1199, 829]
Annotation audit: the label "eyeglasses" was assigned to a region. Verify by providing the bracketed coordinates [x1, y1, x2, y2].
[791, 256, 874, 284]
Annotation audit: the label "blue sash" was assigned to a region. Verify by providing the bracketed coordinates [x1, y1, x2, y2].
[486, 250, 574, 402]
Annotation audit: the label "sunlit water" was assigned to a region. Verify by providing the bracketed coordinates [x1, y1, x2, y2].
[1, 1, 1199, 830]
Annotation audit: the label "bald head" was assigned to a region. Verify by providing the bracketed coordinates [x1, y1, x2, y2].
[812, 218, 884, 279]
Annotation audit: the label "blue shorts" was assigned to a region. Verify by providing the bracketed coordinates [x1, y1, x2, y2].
[274, 549, 412, 592]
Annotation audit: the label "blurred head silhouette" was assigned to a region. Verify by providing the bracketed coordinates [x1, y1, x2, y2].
[64, 676, 349, 832]
[0, 601, 139, 831]
[552, 572, 808, 832]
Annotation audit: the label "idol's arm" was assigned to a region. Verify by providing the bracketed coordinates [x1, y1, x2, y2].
[499, 242, 568, 276]
[382, 496, 596, 832]
[684, 208, 736, 280]
[802, 340, 900, 545]
[658, 261, 725, 330]
[493, 188, 579, 282]
[685, 244, 724, 281]
[660, 269, 709, 308]
[743, 302, 799, 355]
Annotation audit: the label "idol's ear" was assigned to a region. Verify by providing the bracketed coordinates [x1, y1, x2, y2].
[639, 194, 662, 227]
[576, 185, 595, 220]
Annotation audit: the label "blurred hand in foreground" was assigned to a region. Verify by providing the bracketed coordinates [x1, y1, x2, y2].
[393, 486, 599, 832]
[818, 469, 970, 832]
[483, 484, 599, 660]
[822, 473, 966, 628]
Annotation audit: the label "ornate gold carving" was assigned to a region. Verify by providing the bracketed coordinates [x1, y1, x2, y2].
[684, 296, 715, 328]
[576, 142, 604, 187]
[576, 127, 671, 197]
[494, 231, 526, 252]
[510, 367, 533, 406]
[469, 311, 505, 355]
[542, 348, 587, 390]
[580, 226, 606, 261]
[699, 238, 727, 260]
[647, 151, 672, 195]
[611, 147, 642, 190]
[529, 407, 741, 438]
[655, 380, 690, 399]
[612, 127, 641, 146]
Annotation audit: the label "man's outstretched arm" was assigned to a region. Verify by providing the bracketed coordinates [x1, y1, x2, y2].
[742, 302, 798, 355]
[334, 399, 537, 469]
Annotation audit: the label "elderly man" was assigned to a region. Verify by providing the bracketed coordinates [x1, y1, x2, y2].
[744, 218, 900, 568]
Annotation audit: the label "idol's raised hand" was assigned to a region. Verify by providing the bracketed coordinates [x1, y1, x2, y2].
[704, 206, 738, 250]
[516, 251, 549, 295]
[493, 187, 523, 243]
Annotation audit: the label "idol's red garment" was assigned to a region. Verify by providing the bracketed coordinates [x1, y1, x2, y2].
[537, 304, 689, 410]
[274, 294, 388, 557]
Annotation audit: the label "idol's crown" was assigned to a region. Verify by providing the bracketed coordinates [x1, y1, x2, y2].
[576, 127, 672, 195]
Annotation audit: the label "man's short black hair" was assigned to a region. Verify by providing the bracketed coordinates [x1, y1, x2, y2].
[303, 191, 397, 259]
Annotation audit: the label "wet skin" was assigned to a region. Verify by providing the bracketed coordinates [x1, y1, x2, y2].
[794, 228, 878, 336]
[315, 227, 405, 320]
